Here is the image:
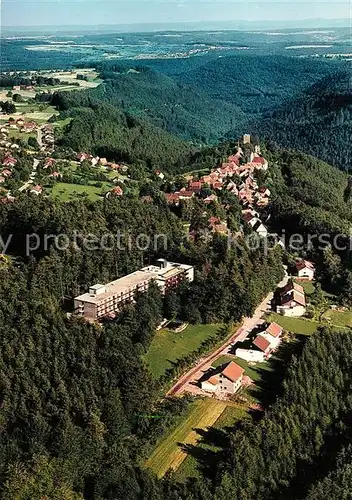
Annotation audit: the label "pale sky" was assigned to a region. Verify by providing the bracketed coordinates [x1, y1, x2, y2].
[1, 0, 350, 27]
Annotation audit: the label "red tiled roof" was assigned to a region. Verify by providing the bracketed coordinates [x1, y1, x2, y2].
[253, 335, 271, 352]
[208, 216, 221, 226]
[252, 156, 266, 164]
[266, 322, 283, 338]
[280, 281, 304, 296]
[292, 291, 306, 306]
[296, 260, 315, 271]
[111, 186, 123, 196]
[165, 193, 180, 203]
[220, 362, 244, 382]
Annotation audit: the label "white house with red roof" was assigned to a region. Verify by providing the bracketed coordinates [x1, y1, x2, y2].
[236, 322, 283, 363]
[200, 361, 244, 394]
[295, 260, 315, 280]
[277, 281, 306, 317]
[108, 186, 123, 197]
[2, 156, 17, 167]
[30, 185, 43, 196]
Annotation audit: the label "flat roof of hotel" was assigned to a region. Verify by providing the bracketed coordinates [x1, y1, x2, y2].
[75, 270, 157, 304]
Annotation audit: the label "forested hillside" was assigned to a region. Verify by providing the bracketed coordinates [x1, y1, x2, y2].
[50, 56, 349, 170]
[264, 147, 352, 304]
[94, 65, 246, 142]
[0, 190, 284, 498]
[252, 70, 352, 170]
[174, 55, 336, 113]
[53, 95, 193, 170]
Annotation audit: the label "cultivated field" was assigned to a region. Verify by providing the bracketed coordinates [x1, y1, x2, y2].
[145, 398, 228, 478]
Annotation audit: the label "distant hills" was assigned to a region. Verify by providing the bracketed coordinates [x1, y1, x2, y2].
[251, 70, 352, 170]
[54, 55, 350, 172]
[173, 55, 337, 113]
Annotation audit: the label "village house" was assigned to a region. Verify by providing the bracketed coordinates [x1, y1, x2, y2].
[49, 171, 62, 179]
[252, 335, 272, 357]
[77, 152, 90, 162]
[0, 176, 5, 184]
[165, 193, 180, 206]
[200, 361, 244, 394]
[253, 220, 268, 238]
[277, 281, 306, 317]
[236, 322, 283, 362]
[23, 122, 37, 133]
[188, 180, 202, 193]
[1, 170, 12, 178]
[44, 158, 56, 169]
[294, 259, 315, 280]
[2, 156, 17, 167]
[204, 194, 218, 204]
[30, 185, 43, 196]
[178, 188, 194, 200]
[155, 170, 165, 180]
[109, 186, 123, 197]
[208, 216, 228, 235]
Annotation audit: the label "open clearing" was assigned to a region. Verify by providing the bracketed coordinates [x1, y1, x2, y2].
[322, 309, 352, 328]
[50, 182, 111, 201]
[145, 324, 221, 379]
[269, 311, 350, 335]
[145, 398, 228, 478]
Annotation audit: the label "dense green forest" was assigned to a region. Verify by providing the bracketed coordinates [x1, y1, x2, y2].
[261, 147, 352, 304]
[252, 70, 352, 170]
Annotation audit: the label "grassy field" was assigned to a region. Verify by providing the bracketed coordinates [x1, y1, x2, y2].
[269, 311, 350, 335]
[322, 309, 352, 328]
[145, 324, 221, 379]
[50, 182, 111, 201]
[268, 313, 320, 335]
[145, 398, 228, 478]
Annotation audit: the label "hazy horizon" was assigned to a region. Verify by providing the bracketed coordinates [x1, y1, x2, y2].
[2, 0, 350, 29]
[1, 18, 350, 35]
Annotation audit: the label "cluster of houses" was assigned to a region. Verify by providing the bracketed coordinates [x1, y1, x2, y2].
[275, 260, 315, 317]
[235, 322, 283, 363]
[164, 135, 272, 239]
[77, 152, 127, 173]
[199, 258, 316, 397]
[41, 123, 54, 153]
[7, 118, 38, 134]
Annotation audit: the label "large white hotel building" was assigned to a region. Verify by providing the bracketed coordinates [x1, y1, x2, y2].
[74, 259, 194, 321]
